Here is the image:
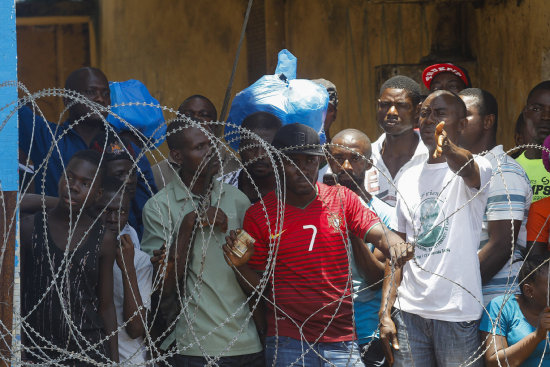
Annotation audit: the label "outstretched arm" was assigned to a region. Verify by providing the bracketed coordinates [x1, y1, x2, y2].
[434, 121, 481, 189]
[378, 258, 404, 366]
[483, 308, 550, 366]
[366, 223, 414, 266]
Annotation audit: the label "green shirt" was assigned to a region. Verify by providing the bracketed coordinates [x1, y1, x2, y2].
[516, 152, 550, 202]
[141, 176, 262, 356]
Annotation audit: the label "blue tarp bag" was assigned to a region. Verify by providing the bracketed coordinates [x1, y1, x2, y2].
[107, 79, 166, 147]
[225, 49, 328, 150]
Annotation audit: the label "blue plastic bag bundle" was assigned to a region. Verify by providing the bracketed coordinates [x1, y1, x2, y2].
[107, 79, 166, 147]
[225, 49, 329, 150]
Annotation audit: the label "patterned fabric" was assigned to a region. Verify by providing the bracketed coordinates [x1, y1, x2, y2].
[22, 214, 110, 364]
[246, 183, 381, 342]
[479, 145, 532, 305]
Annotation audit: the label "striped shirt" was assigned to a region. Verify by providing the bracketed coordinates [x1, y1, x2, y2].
[479, 145, 532, 306]
[246, 183, 381, 342]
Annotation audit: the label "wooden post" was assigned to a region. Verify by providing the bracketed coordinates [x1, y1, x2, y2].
[0, 0, 18, 365]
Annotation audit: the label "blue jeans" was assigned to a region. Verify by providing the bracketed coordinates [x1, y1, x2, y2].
[393, 310, 483, 367]
[265, 335, 363, 366]
[166, 351, 265, 367]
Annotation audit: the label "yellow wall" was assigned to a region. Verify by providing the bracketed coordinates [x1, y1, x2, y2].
[98, 0, 550, 151]
[284, 0, 550, 150]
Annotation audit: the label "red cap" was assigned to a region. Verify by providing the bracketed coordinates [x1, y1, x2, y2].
[422, 63, 470, 90]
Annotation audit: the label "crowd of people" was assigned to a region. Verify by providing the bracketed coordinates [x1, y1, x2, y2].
[16, 62, 550, 367]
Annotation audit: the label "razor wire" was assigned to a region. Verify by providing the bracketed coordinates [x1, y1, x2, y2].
[0, 86, 548, 367]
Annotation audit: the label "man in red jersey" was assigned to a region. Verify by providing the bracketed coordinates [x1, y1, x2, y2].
[223, 123, 412, 366]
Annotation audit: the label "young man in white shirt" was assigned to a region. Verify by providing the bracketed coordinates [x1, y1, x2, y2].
[379, 90, 492, 367]
[366, 75, 429, 206]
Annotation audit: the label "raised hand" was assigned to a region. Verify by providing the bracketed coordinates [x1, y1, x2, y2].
[433, 121, 446, 159]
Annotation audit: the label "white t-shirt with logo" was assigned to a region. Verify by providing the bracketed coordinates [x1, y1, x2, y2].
[393, 156, 492, 322]
[365, 132, 429, 207]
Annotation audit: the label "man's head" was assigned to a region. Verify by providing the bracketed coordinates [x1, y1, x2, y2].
[240, 112, 282, 179]
[328, 129, 372, 193]
[312, 79, 338, 133]
[272, 123, 324, 196]
[377, 75, 422, 136]
[178, 95, 218, 132]
[95, 177, 131, 235]
[64, 67, 110, 123]
[458, 88, 498, 152]
[90, 134, 138, 196]
[419, 90, 467, 152]
[523, 81, 550, 145]
[58, 149, 104, 212]
[422, 63, 471, 94]
[167, 121, 219, 180]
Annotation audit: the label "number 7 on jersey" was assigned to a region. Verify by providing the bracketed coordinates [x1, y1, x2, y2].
[303, 225, 318, 251]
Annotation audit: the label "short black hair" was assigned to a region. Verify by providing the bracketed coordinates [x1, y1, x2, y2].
[241, 112, 282, 132]
[166, 119, 189, 150]
[380, 75, 422, 106]
[428, 90, 467, 119]
[65, 67, 107, 91]
[459, 88, 498, 133]
[527, 81, 550, 103]
[518, 255, 549, 296]
[177, 94, 218, 120]
[68, 149, 105, 180]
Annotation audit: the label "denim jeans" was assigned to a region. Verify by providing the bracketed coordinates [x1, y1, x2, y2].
[166, 351, 265, 367]
[265, 335, 363, 366]
[393, 310, 483, 367]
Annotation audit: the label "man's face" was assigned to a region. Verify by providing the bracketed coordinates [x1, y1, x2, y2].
[328, 136, 371, 192]
[68, 72, 111, 123]
[96, 191, 131, 235]
[171, 127, 219, 178]
[105, 159, 137, 197]
[523, 89, 550, 145]
[377, 88, 417, 136]
[180, 97, 217, 124]
[58, 158, 102, 211]
[283, 153, 319, 196]
[430, 72, 466, 94]
[240, 128, 277, 179]
[419, 94, 464, 151]
[458, 95, 485, 151]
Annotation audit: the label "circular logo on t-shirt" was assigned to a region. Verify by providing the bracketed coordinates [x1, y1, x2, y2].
[414, 196, 448, 250]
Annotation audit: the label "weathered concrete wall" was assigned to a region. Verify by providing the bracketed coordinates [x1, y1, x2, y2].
[285, 0, 550, 150]
[98, 0, 550, 151]
[99, 0, 249, 118]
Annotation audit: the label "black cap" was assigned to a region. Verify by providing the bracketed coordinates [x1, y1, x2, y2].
[272, 123, 324, 156]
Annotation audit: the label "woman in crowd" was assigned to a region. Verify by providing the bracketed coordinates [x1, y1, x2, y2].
[480, 256, 550, 367]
